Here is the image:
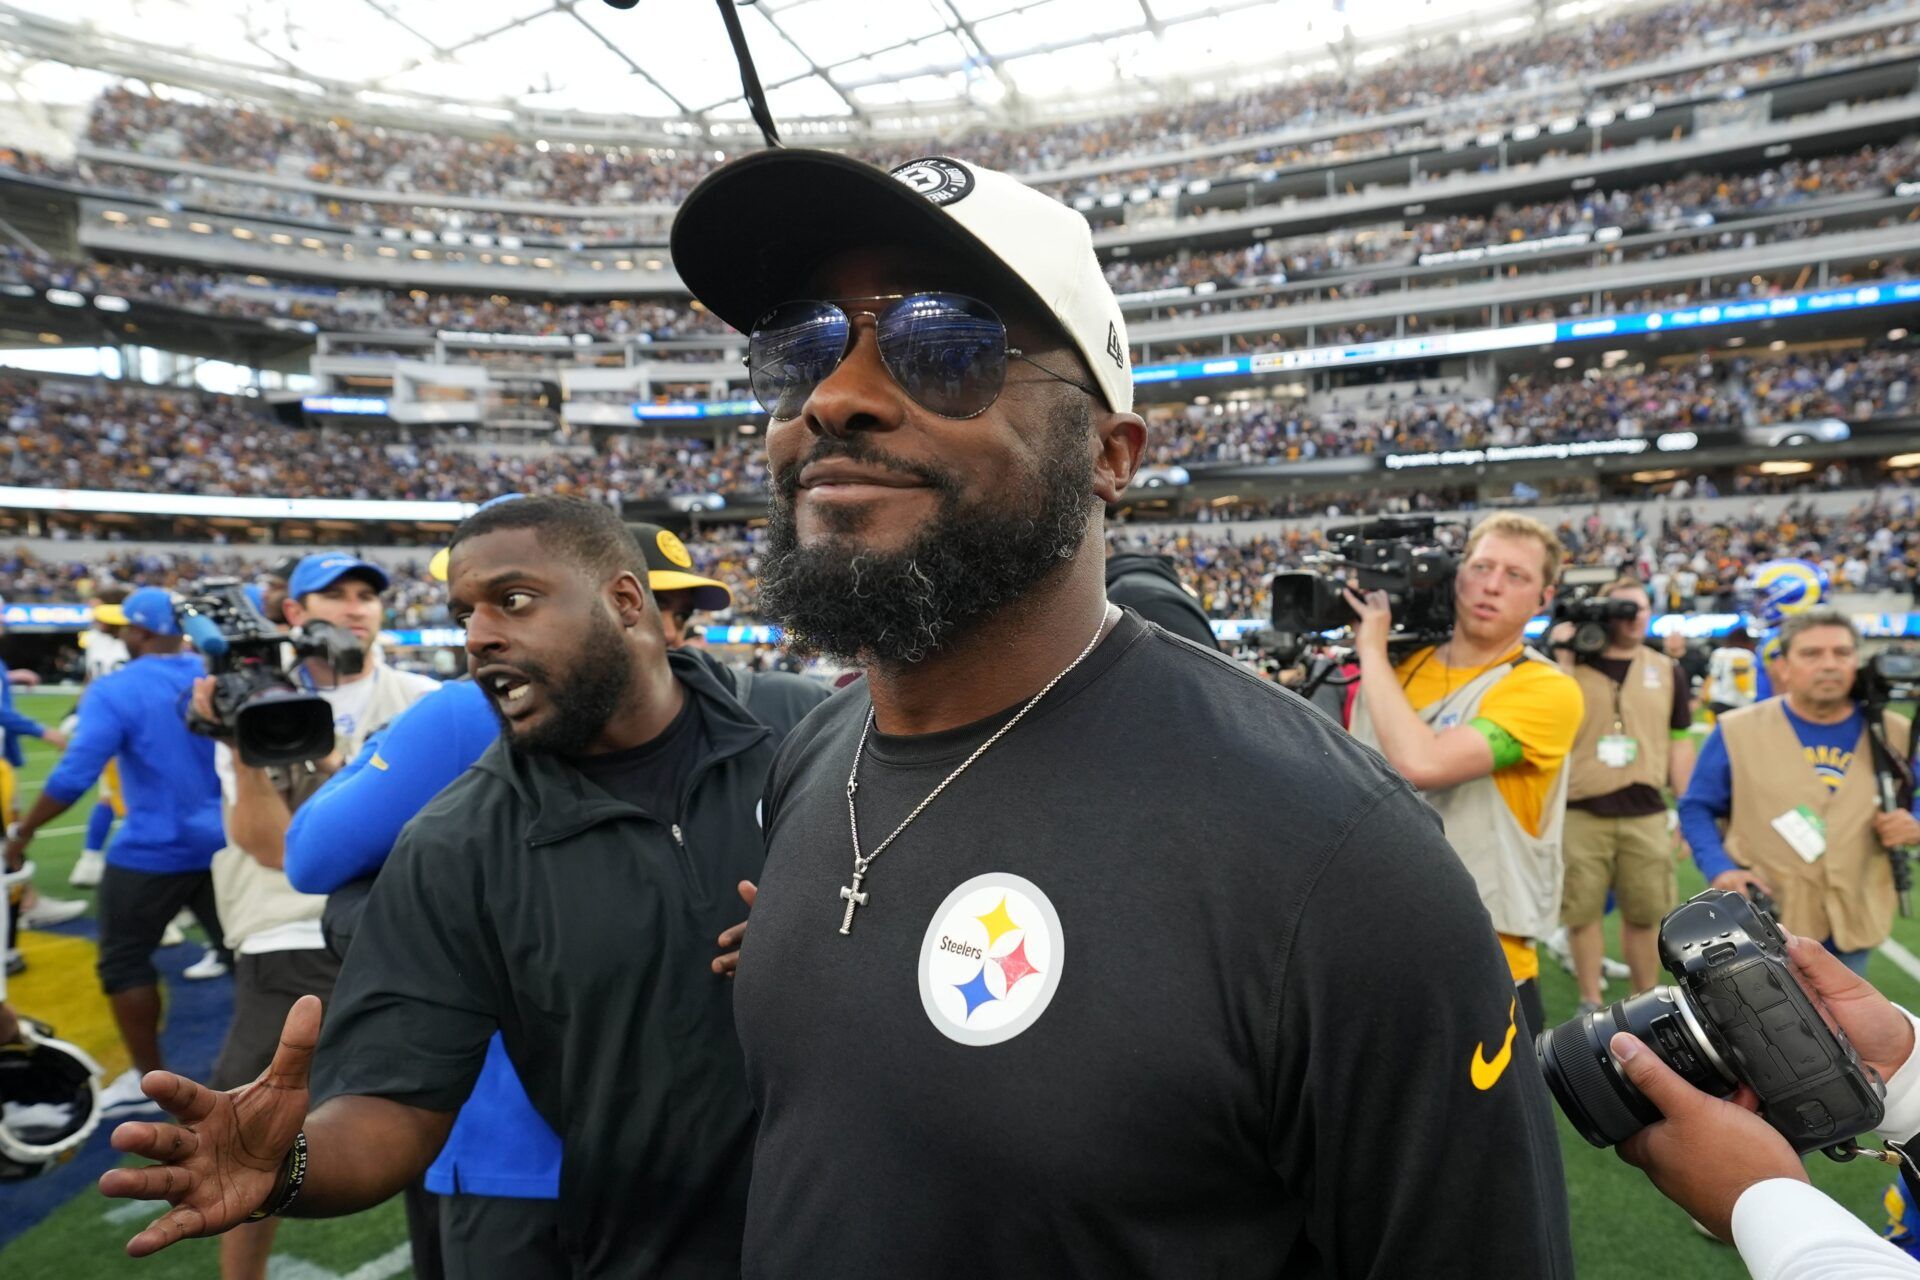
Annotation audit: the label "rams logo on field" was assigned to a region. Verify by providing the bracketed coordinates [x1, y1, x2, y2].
[655, 529, 693, 569]
[891, 157, 975, 207]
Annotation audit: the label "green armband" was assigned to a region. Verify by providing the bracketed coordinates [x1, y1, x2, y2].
[1467, 717, 1525, 769]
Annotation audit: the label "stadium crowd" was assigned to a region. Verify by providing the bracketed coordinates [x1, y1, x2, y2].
[0, 0, 1888, 244]
[0, 376, 767, 502]
[1145, 343, 1916, 465]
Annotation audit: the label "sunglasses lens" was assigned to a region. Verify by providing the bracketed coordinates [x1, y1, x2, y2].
[877, 294, 1008, 418]
[748, 302, 850, 419]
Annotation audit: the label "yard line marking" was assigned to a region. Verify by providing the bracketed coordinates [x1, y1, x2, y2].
[1878, 937, 1920, 986]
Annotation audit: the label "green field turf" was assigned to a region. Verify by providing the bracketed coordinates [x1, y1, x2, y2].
[5, 691, 1920, 1277]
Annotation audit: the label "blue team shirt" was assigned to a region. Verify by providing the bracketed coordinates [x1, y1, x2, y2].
[1679, 700, 1920, 882]
[285, 680, 560, 1201]
[0, 657, 47, 767]
[43, 653, 223, 873]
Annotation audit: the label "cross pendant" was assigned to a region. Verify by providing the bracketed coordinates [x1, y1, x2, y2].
[838, 868, 870, 936]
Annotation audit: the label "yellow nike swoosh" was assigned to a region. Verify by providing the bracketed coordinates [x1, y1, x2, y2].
[369, 753, 389, 772]
[1470, 997, 1519, 1091]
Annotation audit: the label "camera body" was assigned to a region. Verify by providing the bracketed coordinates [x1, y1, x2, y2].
[1267, 517, 1458, 664]
[177, 580, 366, 767]
[1539, 888, 1884, 1155]
[1551, 595, 1641, 660]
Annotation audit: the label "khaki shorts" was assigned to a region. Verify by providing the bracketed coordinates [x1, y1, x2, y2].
[1561, 808, 1677, 928]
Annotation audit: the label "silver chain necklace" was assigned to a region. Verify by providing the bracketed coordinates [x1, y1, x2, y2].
[837, 605, 1117, 936]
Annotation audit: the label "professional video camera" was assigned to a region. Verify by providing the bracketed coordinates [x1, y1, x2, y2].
[1549, 568, 1641, 660]
[176, 580, 365, 767]
[1266, 517, 1461, 666]
[1538, 887, 1884, 1157]
[1856, 648, 1920, 915]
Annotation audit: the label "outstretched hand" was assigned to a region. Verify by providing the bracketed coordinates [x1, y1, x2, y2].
[99, 995, 321, 1257]
[713, 880, 757, 978]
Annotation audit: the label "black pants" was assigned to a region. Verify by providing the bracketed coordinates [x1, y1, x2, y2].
[96, 865, 225, 995]
[208, 949, 340, 1090]
[403, 1182, 446, 1280]
[440, 1193, 566, 1280]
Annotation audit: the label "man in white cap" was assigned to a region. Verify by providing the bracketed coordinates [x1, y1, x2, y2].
[666, 151, 1574, 1276]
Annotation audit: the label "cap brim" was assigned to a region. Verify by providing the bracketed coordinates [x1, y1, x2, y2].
[649, 571, 732, 612]
[92, 606, 129, 626]
[671, 149, 1051, 339]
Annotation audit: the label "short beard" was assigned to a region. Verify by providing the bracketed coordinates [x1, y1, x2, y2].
[492, 605, 635, 755]
[759, 398, 1096, 665]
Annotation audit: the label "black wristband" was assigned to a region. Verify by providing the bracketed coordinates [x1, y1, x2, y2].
[246, 1130, 308, 1221]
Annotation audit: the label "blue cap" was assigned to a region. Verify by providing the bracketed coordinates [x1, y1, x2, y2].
[121, 587, 180, 636]
[288, 554, 390, 599]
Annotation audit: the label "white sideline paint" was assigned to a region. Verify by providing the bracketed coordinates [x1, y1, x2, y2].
[1878, 937, 1920, 986]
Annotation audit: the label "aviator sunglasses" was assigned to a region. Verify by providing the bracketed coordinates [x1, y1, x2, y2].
[744, 292, 1100, 420]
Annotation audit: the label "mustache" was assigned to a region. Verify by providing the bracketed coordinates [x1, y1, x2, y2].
[771, 435, 961, 502]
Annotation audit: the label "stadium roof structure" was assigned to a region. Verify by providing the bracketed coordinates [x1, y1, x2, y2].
[0, 0, 1602, 141]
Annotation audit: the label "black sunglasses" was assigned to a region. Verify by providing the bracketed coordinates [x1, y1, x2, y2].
[744, 292, 1098, 420]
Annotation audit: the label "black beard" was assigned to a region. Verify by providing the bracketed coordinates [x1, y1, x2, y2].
[490, 605, 635, 755]
[758, 408, 1095, 665]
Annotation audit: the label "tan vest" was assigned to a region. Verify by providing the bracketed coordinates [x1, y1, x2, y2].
[1720, 699, 1910, 951]
[1567, 650, 1677, 802]
[214, 661, 428, 949]
[1352, 649, 1569, 940]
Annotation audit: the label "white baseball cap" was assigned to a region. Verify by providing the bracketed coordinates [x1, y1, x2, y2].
[671, 151, 1133, 415]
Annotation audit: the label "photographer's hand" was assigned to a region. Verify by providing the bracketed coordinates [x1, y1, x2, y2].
[1785, 931, 1916, 1082]
[1612, 1033, 1806, 1241]
[1342, 587, 1394, 657]
[188, 677, 230, 739]
[1874, 810, 1920, 849]
[1711, 867, 1774, 898]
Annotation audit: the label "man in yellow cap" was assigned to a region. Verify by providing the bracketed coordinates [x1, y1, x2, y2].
[630, 522, 735, 650]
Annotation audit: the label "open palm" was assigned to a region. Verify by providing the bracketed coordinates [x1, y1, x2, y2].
[98, 995, 320, 1257]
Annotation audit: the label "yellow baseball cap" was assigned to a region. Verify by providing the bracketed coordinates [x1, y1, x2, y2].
[93, 603, 130, 627]
[632, 523, 732, 611]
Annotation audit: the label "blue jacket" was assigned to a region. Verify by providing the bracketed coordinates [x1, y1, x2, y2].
[0, 657, 46, 768]
[287, 680, 560, 1200]
[43, 653, 223, 873]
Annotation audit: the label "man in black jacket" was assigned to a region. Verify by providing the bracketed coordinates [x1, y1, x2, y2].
[98, 496, 828, 1278]
[1104, 544, 1219, 650]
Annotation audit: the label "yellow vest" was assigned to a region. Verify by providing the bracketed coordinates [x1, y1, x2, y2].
[1567, 650, 1677, 802]
[1720, 699, 1909, 951]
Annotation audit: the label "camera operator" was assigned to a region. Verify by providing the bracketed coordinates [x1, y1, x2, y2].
[1, 588, 226, 1117]
[190, 553, 438, 1280]
[1679, 609, 1918, 977]
[1551, 579, 1695, 1014]
[1611, 928, 1920, 1275]
[1348, 513, 1583, 1035]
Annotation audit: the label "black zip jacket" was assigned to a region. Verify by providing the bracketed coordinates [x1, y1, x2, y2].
[1106, 553, 1220, 650]
[311, 650, 827, 1279]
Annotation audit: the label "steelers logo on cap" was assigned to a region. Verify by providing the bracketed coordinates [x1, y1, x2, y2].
[655, 529, 693, 568]
[890, 157, 975, 208]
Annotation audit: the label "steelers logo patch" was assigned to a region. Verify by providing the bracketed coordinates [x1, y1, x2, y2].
[890, 157, 975, 207]
[655, 529, 693, 568]
[918, 873, 1064, 1047]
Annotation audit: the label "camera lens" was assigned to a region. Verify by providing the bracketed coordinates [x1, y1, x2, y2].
[1537, 986, 1738, 1147]
[234, 688, 337, 767]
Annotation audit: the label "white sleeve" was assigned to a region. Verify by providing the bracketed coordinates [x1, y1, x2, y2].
[1732, 1179, 1920, 1280]
[1876, 1008, 1920, 1141]
[213, 742, 237, 806]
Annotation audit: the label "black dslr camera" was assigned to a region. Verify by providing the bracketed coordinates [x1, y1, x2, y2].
[1547, 567, 1640, 660]
[1266, 517, 1459, 665]
[177, 579, 365, 767]
[1538, 888, 1884, 1156]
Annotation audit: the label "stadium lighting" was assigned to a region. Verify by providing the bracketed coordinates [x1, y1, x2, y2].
[45, 289, 85, 307]
[1893, 329, 1911, 341]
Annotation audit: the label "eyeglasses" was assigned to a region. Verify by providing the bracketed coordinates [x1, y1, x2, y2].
[744, 292, 1098, 421]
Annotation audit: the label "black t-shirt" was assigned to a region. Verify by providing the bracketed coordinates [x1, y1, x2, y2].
[1569, 652, 1692, 818]
[570, 689, 706, 823]
[735, 609, 1574, 1280]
